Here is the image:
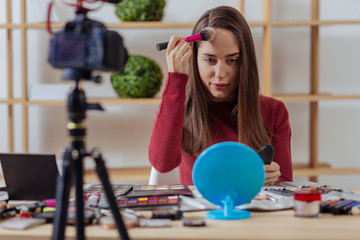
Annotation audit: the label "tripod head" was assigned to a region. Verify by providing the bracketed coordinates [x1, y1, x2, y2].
[64, 68, 104, 124]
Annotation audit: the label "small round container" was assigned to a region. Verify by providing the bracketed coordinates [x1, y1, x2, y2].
[294, 189, 321, 218]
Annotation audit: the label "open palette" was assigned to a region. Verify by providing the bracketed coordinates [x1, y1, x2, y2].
[125, 184, 193, 198]
[117, 195, 180, 209]
[117, 185, 193, 209]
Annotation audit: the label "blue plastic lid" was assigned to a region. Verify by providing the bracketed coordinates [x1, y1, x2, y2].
[192, 142, 265, 219]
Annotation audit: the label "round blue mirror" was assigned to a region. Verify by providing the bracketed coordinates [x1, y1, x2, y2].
[192, 141, 265, 220]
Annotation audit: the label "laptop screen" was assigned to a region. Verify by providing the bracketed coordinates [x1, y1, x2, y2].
[0, 153, 59, 200]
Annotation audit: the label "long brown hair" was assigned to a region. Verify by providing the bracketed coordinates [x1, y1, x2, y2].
[182, 6, 270, 155]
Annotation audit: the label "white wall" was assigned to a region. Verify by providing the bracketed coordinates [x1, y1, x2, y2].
[1, 0, 360, 188]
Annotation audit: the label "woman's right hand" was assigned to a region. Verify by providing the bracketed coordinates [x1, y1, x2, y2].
[166, 35, 192, 75]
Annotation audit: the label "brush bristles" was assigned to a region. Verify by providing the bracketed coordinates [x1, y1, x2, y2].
[199, 27, 216, 41]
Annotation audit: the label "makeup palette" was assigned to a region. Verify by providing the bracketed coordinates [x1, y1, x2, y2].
[117, 195, 179, 209]
[125, 184, 193, 198]
[84, 184, 133, 196]
[84, 184, 134, 209]
[83, 184, 191, 210]
[264, 185, 344, 197]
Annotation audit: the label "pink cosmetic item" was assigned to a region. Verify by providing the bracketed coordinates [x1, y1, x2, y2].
[156, 27, 216, 51]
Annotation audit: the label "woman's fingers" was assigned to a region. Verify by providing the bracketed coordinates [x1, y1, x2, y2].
[264, 162, 281, 186]
[166, 35, 184, 55]
[166, 36, 192, 74]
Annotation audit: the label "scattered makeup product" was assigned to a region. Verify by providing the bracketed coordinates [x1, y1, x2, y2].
[341, 201, 360, 215]
[156, 27, 216, 51]
[302, 185, 343, 194]
[43, 207, 56, 213]
[1, 218, 46, 230]
[320, 199, 341, 213]
[32, 211, 56, 223]
[152, 209, 182, 220]
[139, 218, 172, 227]
[331, 200, 356, 215]
[99, 216, 116, 230]
[0, 201, 7, 209]
[19, 211, 30, 218]
[350, 203, 360, 215]
[85, 192, 100, 208]
[67, 210, 95, 225]
[99, 213, 139, 230]
[16, 198, 56, 213]
[264, 188, 295, 197]
[294, 189, 321, 218]
[0, 208, 17, 220]
[122, 208, 150, 219]
[182, 217, 206, 227]
[319, 199, 360, 215]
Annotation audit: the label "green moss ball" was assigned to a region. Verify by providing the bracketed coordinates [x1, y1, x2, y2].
[115, 0, 166, 22]
[111, 55, 163, 98]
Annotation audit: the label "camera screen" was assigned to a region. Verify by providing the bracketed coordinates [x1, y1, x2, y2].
[53, 35, 86, 65]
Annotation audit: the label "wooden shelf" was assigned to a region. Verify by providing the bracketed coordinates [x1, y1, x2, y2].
[0, 98, 162, 105]
[271, 20, 360, 27]
[2, 19, 360, 30]
[3, 93, 360, 106]
[273, 94, 360, 102]
[293, 162, 360, 177]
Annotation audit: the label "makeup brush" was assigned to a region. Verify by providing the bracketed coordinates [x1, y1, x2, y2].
[258, 144, 274, 165]
[156, 27, 216, 51]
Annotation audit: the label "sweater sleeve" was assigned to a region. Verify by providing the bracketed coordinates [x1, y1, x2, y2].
[272, 102, 293, 183]
[148, 72, 188, 173]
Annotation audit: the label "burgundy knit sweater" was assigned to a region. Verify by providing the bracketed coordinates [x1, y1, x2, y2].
[149, 72, 293, 185]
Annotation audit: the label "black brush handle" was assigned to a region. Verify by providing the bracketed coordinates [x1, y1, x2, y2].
[156, 41, 169, 51]
[258, 144, 274, 165]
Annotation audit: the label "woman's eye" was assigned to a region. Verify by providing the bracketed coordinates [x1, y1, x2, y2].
[227, 58, 239, 63]
[205, 58, 216, 63]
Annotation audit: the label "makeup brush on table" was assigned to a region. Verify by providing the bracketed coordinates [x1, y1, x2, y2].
[156, 27, 216, 51]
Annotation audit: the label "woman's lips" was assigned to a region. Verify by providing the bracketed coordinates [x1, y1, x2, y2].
[212, 83, 229, 89]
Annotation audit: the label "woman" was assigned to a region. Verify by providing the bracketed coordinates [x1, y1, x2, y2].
[149, 6, 292, 185]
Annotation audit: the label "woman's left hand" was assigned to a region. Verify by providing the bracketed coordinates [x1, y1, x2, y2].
[264, 162, 281, 186]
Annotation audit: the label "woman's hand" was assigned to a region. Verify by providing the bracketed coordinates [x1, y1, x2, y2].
[166, 35, 192, 74]
[264, 162, 281, 186]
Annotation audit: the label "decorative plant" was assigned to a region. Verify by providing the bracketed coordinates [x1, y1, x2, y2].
[111, 55, 163, 98]
[115, 0, 166, 22]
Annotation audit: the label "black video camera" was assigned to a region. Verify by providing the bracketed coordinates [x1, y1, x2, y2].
[48, 8, 128, 76]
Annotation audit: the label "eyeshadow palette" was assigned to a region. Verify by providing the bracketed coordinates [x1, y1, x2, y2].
[117, 195, 180, 209]
[83, 184, 134, 209]
[125, 184, 193, 198]
[84, 184, 133, 196]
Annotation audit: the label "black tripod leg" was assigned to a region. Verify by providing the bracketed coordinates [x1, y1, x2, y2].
[74, 154, 85, 240]
[52, 148, 75, 240]
[92, 148, 130, 240]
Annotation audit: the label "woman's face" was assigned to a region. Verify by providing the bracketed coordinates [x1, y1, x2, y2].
[197, 28, 240, 102]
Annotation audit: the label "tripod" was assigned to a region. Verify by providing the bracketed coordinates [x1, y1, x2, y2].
[52, 69, 130, 240]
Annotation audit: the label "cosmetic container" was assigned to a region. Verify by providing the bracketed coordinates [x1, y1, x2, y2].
[294, 189, 321, 218]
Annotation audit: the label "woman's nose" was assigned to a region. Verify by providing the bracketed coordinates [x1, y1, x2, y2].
[215, 61, 226, 79]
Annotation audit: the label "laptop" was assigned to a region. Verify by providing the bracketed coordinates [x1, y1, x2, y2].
[0, 153, 59, 200]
